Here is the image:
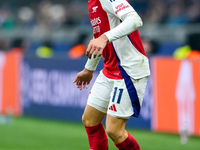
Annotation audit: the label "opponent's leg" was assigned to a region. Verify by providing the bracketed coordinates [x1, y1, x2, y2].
[106, 115, 141, 150]
[82, 104, 108, 150]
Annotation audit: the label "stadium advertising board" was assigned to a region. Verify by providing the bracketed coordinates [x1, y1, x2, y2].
[0, 51, 22, 116]
[21, 56, 151, 129]
[152, 57, 200, 136]
[21, 57, 95, 122]
[0, 50, 151, 129]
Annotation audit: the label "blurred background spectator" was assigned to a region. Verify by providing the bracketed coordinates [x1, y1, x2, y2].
[0, 0, 199, 58]
[36, 40, 54, 58]
[173, 33, 200, 59]
[0, 38, 10, 51]
[142, 37, 160, 58]
[10, 37, 29, 54]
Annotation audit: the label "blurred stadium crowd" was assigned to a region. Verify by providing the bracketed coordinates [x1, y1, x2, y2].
[0, 0, 200, 29]
[0, 0, 200, 58]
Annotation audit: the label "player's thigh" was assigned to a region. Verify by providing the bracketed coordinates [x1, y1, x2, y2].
[107, 76, 149, 118]
[83, 71, 113, 126]
[87, 71, 113, 113]
[106, 114, 128, 133]
[107, 79, 133, 118]
[82, 104, 106, 126]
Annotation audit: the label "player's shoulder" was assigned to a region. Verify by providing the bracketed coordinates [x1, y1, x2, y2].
[100, 0, 133, 16]
[100, 0, 131, 9]
[100, 0, 130, 10]
[100, 0, 129, 4]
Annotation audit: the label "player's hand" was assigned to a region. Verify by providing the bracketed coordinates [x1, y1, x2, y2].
[73, 68, 93, 90]
[86, 34, 108, 59]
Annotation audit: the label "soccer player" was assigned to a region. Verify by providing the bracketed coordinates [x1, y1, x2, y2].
[73, 0, 150, 149]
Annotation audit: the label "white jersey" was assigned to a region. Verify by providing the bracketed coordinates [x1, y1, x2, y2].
[85, 0, 150, 79]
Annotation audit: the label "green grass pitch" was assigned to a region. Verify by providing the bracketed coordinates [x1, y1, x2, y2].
[0, 117, 199, 150]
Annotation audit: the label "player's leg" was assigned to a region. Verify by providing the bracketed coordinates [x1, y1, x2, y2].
[106, 115, 141, 150]
[106, 76, 148, 150]
[105, 114, 128, 143]
[82, 105, 108, 150]
[82, 104, 106, 126]
[82, 71, 112, 150]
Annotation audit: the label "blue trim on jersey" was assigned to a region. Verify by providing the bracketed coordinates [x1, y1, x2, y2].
[127, 35, 133, 46]
[111, 44, 140, 117]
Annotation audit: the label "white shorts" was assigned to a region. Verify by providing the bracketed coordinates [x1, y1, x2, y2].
[87, 71, 149, 119]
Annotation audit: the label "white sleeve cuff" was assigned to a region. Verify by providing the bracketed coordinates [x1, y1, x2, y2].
[85, 54, 102, 71]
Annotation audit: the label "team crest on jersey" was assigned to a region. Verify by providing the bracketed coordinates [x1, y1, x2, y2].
[92, 6, 98, 13]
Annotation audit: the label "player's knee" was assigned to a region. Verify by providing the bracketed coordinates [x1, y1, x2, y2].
[82, 113, 95, 126]
[82, 113, 88, 125]
[106, 126, 119, 140]
[106, 125, 127, 143]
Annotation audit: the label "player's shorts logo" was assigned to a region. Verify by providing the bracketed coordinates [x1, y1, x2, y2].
[109, 104, 117, 112]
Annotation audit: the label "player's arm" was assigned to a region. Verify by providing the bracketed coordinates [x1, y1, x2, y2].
[101, 0, 143, 42]
[86, 34, 108, 59]
[73, 68, 93, 90]
[74, 52, 102, 90]
[104, 12, 142, 42]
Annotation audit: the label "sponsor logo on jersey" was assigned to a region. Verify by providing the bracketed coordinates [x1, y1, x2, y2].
[115, 3, 130, 14]
[93, 26, 100, 34]
[90, 17, 101, 34]
[90, 17, 101, 26]
[92, 6, 98, 13]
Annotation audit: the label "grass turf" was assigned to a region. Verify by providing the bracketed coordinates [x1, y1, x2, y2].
[0, 117, 199, 150]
